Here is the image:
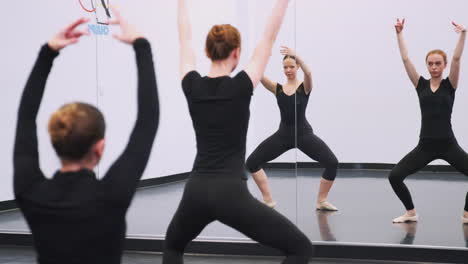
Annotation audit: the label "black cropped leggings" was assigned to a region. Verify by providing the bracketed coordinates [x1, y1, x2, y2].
[246, 129, 338, 181]
[389, 138, 468, 211]
[163, 174, 313, 264]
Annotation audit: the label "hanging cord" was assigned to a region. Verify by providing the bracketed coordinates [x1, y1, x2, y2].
[293, 0, 299, 222]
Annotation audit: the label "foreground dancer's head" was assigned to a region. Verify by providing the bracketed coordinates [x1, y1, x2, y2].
[205, 24, 241, 72]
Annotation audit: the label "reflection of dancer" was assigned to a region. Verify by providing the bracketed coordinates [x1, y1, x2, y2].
[246, 47, 339, 210]
[14, 12, 159, 263]
[394, 222, 417, 245]
[163, 0, 313, 263]
[390, 18, 468, 224]
[316, 211, 337, 241]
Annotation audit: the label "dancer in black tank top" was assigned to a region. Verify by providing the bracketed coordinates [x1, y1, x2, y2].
[14, 12, 159, 264]
[163, 1, 313, 263]
[246, 46, 339, 210]
[390, 18, 468, 224]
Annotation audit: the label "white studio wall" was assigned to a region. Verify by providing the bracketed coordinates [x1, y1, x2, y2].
[295, 0, 468, 164]
[95, 0, 294, 180]
[95, 0, 299, 180]
[2, 0, 468, 202]
[0, 1, 98, 201]
[0, 0, 295, 202]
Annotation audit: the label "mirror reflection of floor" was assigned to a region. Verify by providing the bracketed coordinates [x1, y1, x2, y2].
[297, 168, 467, 248]
[0, 246, 442, 264]
[0, 168, 297, 240]
[0, 168, 466, 249]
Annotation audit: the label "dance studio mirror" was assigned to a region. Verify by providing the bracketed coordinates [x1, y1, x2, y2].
[97, 0, 299, 241]
[0, 0, 299, 243]
[295, 0, 468, 249]
[1, 0, 467, 255]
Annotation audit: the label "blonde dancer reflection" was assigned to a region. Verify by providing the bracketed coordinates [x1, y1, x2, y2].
[246, 47, 339, 210]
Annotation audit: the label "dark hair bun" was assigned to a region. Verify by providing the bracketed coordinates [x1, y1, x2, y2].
[49, 106, 75, 143]
[48, 102, 105, 161]
[212, 25, 226, 42]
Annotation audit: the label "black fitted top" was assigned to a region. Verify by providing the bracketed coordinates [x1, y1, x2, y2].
[416, 76, 455, 139]
[182, 71, 253, 174]
[276, 83, 312, 132]
[14, 39, 159, 264]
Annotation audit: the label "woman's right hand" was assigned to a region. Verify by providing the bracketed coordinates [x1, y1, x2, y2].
[48, 18, 90, 51]
[109, 7, 144, 44]
[395, 18, 405, 34]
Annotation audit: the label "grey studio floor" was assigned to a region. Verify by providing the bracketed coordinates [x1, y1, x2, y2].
[0, 168, 467, 263]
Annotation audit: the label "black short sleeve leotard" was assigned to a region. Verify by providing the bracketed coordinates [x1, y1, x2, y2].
[163, 71, 313, 263]
[416, 76, 455, 139]
[182, 70, 253, 175]
[276, 83, 313, 134]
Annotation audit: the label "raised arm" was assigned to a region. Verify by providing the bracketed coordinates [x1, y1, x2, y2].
[102, 9, 159, 204]
[449, 21, 466, 89]
[261, 76, 278, 94]
[13, 18, 89, 196]
[178, 0, 196, 79]
[280, 46, 312, 94]
[395, 18, 419, 88]
[244, 0, 290, 88]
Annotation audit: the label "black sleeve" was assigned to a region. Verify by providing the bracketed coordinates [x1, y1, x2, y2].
[101, 38, 159, 205]
[13, 44, 59, 197]
[415, 76, 425, 93]
[445, 77, 456, 92]
[276, 83, 282, 95]
[300, 82, 310, 96]
[181, 70, 200, 96]
[234, 71, 254, 97]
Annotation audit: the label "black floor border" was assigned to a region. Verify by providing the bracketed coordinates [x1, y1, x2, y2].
[117, 239, 468, 263]
[0, 200, 17, 212]
[125, 238, 281, 257]
[137, 172, 190, 188]
[0, 233, 32, 247]
[1, 234, 466, 263]
[0, 173, 191, 212]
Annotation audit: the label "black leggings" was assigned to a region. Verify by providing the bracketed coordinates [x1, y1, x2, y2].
[389, 138, 468, 211]
[246, 129, 338, 181]
[163, 174, 313, 264]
